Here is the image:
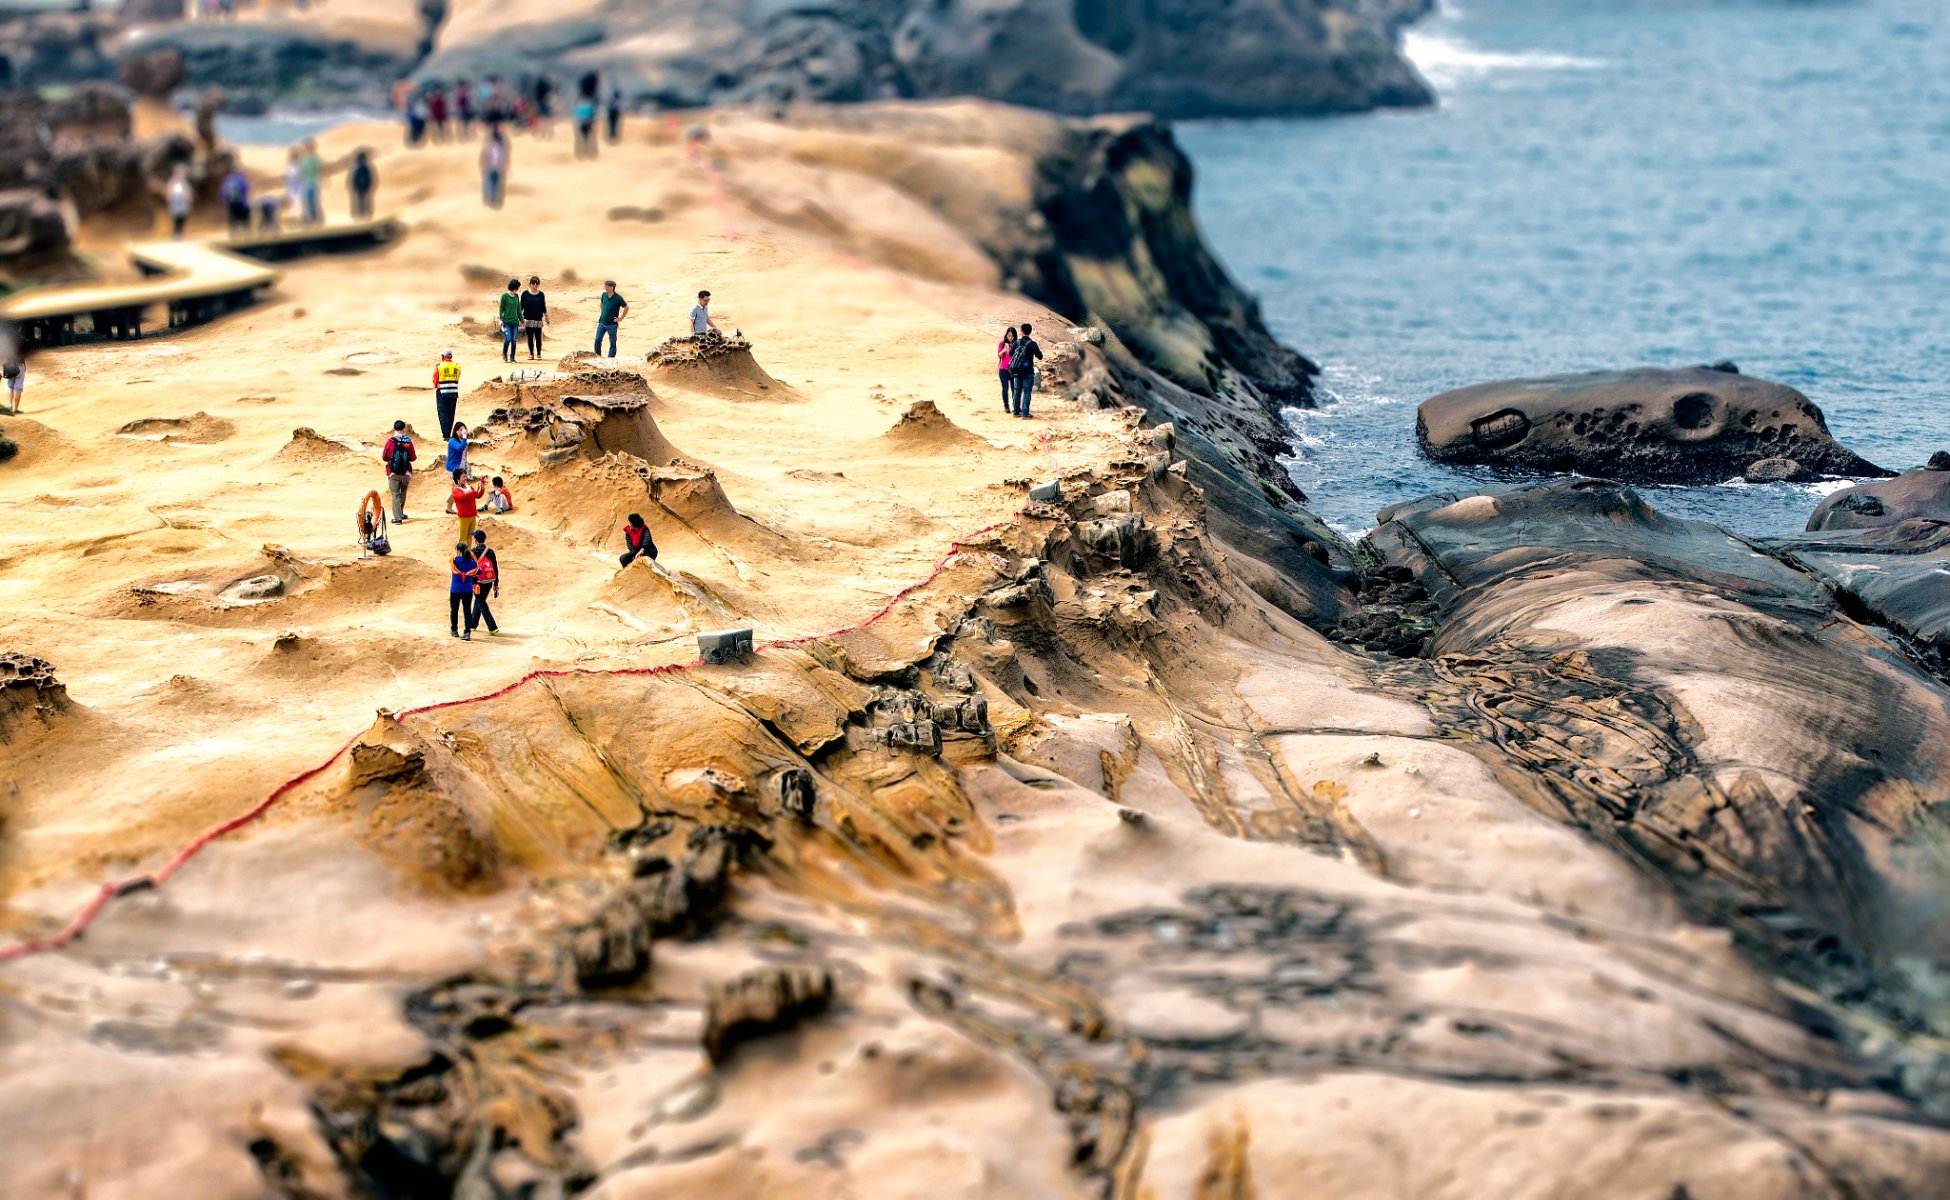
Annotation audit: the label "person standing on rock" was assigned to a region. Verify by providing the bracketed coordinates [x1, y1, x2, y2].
[449, 541, 479, 640]
[481, 125, 509, 209]
[690, 290, 719, 340]
[348, 149, 377, 220]
[433, 348, 462, 438]
[165, 166, 192, 239]
[497, 278, 521, 363]
[381, 419, 416, 523]
[447, 469, 486, 544]
[595, 280, 629, 358]
[1009, 322, 1042, 418]
[996, 326, 1017, 412]
[521, 275, 550, 360]
[618, 513, 658, 568]
[468, 529, 501, 636]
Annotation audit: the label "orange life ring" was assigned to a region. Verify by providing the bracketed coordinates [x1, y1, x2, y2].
[357, 489, 386, 545]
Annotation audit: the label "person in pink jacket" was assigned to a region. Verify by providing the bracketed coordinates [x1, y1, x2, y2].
[996, 326, 1017, 412]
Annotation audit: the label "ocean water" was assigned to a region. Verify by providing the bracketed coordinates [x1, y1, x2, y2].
[1180, 0, 1950, 537]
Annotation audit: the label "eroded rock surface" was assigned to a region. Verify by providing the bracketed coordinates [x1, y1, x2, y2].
[1417, 365, 1889, 484]
[1807, 459, 1950, 530]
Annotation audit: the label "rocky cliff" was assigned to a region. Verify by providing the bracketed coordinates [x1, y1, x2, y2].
[5, 0, 1433, 119]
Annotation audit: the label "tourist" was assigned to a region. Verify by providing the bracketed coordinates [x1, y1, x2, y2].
[299, 139, 323, 225]
[445, 420, 470, 478]
[497, 278, 521, 363]
[427, 85, 450, 142]
[1009, 322, 1043, 417]
[257, 190, 282, 233]
[468, 529, 500, 635]
[165, 166, 192, 239]
[605, 81, 624, 142]
[3, 353, 23, 416]
[381, 419, 415, 523]
[284, 147, 304, 223]
[520, 275, 550, 360]
[573, 91, 598, 159]
[455, 78, 475, 136]
[433, 348, 461, 438]
[690, 290, 719, 339]
[480, 125, 509, 208]
[449, 541, 479, 640]
[533, 75, 555, 124]
[618, 513, 658, 568]
[447, 469, 486, 543]
[348, 149, 376, 220]
[219, 166, 251, 235]
[996, 326, 1017, 412]
[405, 87, 428, 147]
[484, 475, 514, 513]
[595, 280, 629, 358]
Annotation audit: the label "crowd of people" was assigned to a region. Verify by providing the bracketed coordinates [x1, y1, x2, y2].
[388, 71, 628, 209]
[206, 140, 378, 239]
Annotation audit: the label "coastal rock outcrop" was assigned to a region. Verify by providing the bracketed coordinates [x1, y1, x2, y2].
[1417, 365, 1889, 484]
[1806, 458, 1950, 530]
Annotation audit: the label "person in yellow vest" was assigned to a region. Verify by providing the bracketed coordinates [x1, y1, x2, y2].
[433, 349, 462, 439]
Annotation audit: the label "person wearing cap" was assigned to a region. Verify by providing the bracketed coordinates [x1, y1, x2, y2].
[594, 280, 629, 358]
[433, 348, 462, 439]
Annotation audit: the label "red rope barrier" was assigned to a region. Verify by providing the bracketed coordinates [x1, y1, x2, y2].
[0, 505, 1029, 964]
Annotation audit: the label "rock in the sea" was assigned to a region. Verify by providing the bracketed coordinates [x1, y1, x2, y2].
[1417, 366, 1889, 485]
[1743, 456, 1810, 483]
[1808, 464, 1950, 531]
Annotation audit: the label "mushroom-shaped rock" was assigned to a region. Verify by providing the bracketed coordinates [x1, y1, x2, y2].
[1807, 460, 1950, 531]
[1417, 366, 1888, 485]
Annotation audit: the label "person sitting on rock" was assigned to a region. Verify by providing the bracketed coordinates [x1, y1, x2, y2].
[484, 476, 513, 513]
[447, 469, 486, 543]
[618, 513, 658, 568]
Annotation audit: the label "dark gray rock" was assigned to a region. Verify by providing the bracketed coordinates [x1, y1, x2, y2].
[1743, 455, 1810, 483]
[1417, 366, 1889, 485]
[1807, 466, 1950, 531]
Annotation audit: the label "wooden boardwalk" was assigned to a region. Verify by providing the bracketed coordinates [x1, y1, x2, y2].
[1, 218, 402, 345]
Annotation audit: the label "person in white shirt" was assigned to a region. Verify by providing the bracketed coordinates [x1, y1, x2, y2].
[690, 289, 719, 339]
[165, 167, 192, 239]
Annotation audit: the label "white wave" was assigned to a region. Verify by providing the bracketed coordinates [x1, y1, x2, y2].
[1404, 29, 1605, 89]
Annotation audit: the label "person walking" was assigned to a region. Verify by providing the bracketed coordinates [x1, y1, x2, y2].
[449, 542, 479, 639]
[468, 529, 500, 636]
[165, 166, 192, 239]
[520, 275, 550, 360]
[3, 352, 24, 416]
[594, 280, 628, 358]
[618, 513, 658, 567]
[445, 420, 470, 479]
[427, 85, 450, 142]
[573, 91, 598, 159]
[605, 81, 624, 142]
[447, 469, 486, 543]
[220, 165, 251, 235]
[995, 326, 1017, 412]
[1009, 322, 1043, 418]
[299, 139, 323, 225]
[455, 78, 476, 137]
[689, 289, 719, 339]
[480, 125, 509, 208]
[381, 419, 416, 523]
[497, 278, 521, 363]
[433, 348, 462, 438]
[348, 149, 377, 220]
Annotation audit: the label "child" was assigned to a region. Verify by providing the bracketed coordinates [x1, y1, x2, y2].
[484, 476, 514, 513]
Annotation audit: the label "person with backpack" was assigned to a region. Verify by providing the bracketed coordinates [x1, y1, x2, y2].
[468, 529, 500, 636]
[618, 513, 657, 568]
[1009, 322, 1043, 418]
[381, 419, 416, 522]
[220, 166, 251, 235]
[433, 348, 462, 438]
[449, 542, 479, 640]
[348, 149, 377, 220]
[995, 326, 1017, 412]
[497, 278, 521, 363]
[520, 276, 549, 360]
[3, 356, 23, 415]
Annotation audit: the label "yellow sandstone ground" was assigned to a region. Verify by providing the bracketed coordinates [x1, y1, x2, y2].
[4, 107, 1949, 1199]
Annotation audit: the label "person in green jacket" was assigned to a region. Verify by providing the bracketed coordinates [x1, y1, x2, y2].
[497, 279, 521, 363]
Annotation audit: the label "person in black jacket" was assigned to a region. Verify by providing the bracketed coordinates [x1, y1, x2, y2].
[520, 275, 549, 360]
[618, 513, 658, 567]
[1009, 322, 1043, 418]
[349, 149, 377, 220]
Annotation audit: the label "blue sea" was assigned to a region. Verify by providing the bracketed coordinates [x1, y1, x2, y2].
[1181, 0, 1950, 536]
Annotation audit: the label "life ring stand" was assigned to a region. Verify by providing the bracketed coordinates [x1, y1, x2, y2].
[356, 489, 387, 553]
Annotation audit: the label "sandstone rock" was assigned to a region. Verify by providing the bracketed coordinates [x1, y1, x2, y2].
[1417, 366, 1889, 485]
[0, 651, 70, 743]
[119, 48, 185, 101]
[1808, 466, 1950, 531]
[45, 81, 131, 141]
[0, 189, 73, 271]
[1079, 513, 1153, 567]
[702, 965, 834, 1065]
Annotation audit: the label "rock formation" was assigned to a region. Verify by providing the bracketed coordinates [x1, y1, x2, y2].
[1807, 457, 1950, 530]
[1417, 364, 1889, 484]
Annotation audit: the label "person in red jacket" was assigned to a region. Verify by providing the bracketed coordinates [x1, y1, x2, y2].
[618, 512, 658, 567]
[380, 419, 416, 523]
[446, 468, 486, 542]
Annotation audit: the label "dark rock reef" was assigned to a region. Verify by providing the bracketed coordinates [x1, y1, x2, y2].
[1807, 456, 1950, 531]
[1417, 364, 1889, 485]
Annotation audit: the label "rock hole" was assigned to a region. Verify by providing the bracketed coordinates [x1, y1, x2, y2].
[1671, 392, 1715, 430]
[1470, 408, 1531, 449]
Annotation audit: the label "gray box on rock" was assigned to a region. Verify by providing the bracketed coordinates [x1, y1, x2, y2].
[699, 628, 754, 665]
[1028, 480, 1063, 504]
